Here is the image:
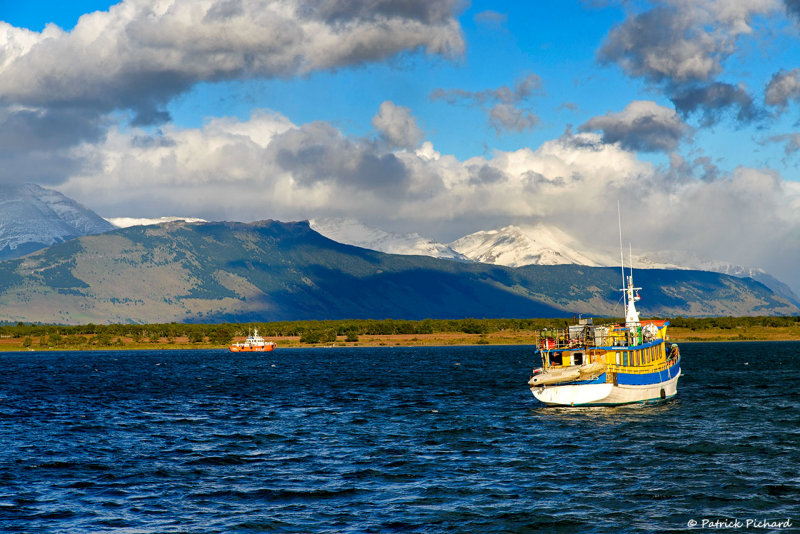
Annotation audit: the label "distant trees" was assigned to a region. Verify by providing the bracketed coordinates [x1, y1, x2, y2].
[2, 315, 799, 349]
[210, 328, 232, 346]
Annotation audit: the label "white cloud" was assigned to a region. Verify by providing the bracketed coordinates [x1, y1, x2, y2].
[765, 68, 800, 108]
[597, 0, 779, 124]
[0, 0, 464, 121]
[108, 216, 207, 227]
[599, 0, 779, 84]
[372, 101, 424, 149]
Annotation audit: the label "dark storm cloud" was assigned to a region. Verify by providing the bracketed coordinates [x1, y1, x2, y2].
[580, 101, 690, 152]
[670, 82, 765, 127]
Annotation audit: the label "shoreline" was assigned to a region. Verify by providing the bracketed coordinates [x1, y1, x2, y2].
[3, 326, 800, 352]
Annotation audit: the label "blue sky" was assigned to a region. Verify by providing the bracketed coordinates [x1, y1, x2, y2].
[2, 0, 800, 292]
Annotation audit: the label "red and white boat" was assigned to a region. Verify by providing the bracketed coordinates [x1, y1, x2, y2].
[229, 329, 276, 352]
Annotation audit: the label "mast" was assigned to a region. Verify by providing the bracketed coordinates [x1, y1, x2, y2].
[618, 203, 640, 327]
[617, 202, 627, 313]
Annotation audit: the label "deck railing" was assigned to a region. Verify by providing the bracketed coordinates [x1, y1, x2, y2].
[538, 328, 642, 351]
[606, 356, 679, 375]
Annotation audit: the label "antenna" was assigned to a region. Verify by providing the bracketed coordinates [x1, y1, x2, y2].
[629, 243, 633, 279]
[617, 201, 626, 311]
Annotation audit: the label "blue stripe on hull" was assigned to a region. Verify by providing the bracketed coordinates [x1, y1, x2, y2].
[616, 360, 681, 386]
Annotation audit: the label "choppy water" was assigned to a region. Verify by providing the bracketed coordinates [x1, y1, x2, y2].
[1, 342, 798, 533]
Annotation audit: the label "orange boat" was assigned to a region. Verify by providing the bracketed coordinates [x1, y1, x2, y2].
[229, 329, 276, 352]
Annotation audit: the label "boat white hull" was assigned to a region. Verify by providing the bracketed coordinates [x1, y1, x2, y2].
[531, 370, 681, 406]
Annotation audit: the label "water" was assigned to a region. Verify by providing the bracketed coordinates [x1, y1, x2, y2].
[1, 342, 798, 533]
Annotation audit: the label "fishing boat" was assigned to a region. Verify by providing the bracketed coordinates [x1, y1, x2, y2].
[229, 329, 276, 352]
[528, 264, 681, 407]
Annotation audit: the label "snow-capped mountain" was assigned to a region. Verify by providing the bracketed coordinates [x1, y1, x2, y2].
[0, 183, 116, 260]
[309, 217, 467, 260]
[451, 225, 800, 306]
[449, 224, 607, 267]
[107, 216, 207, 228]
[310, 218, 800, 306]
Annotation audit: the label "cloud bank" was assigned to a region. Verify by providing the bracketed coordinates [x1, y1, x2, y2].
[54, 104, 800, 294]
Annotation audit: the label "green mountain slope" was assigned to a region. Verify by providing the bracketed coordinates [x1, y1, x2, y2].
[0, 220, 796, 324]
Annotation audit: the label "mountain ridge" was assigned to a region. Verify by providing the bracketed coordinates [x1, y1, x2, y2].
[0, 219, 796, 325]
[0, 183, 115, 261]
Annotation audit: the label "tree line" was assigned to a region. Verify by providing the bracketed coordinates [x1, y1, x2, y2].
[1, 316, 798, 347]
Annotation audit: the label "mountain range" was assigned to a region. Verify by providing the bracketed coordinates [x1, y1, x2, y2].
[0, 219, 797, 325]
[1, 185, 798, 323]
[309, 218, 800, 307]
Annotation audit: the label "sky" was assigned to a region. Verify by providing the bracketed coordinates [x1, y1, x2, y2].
[2, 0, 800, 293]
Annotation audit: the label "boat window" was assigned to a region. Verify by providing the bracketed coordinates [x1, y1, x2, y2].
[550, 352, 562, 366]
[615, 351, 621, 365]
[573, 352, 584, 366]
[622, 352, 628, 366]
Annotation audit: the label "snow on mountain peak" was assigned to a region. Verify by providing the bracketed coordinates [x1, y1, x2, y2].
[0, 183, 115, 259]
[107, 216, 208, 228]
[308, 217, 467, 260]
[449, 224, 605, 267]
